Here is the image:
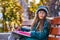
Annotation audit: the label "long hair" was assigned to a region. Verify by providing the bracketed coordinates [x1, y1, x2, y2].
[31, 9, 47, 31]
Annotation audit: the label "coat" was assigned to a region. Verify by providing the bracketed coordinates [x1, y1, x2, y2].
[25, 20, 50, 40]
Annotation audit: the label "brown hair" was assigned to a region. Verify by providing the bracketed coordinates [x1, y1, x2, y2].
[31, 10, 47, 31]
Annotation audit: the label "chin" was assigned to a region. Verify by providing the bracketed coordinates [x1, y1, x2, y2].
[40, 18, 44, 19]
[39, 17, 44, 19]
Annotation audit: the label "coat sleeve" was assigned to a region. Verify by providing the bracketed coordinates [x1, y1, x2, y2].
[30, 22, 50, 39]
[21, 27, 30, 32]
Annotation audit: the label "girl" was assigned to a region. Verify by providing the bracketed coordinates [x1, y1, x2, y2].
[25, 6, 50, 40]
[8, 6, 50, 40]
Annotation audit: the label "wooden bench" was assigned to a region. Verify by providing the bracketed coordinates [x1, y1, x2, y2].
[22, 20, 33, 27]
[48, 17, 60, 40]
[12, 17, 60, 40]
[21, 17, 60, 40]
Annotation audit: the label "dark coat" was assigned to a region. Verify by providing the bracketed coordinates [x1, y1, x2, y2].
[25, 20, 50, 40]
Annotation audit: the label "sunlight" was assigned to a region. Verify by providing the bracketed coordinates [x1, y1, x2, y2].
[35, 0, 40, 4]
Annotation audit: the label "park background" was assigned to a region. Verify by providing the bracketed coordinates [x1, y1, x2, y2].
[0, 0, 60, 32]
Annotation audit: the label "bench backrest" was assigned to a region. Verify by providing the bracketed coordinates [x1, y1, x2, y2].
[22, 20, 33, 26]
[48, 17, 60, 40]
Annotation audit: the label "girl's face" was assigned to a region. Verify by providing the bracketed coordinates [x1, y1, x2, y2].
[38, 10, 46, 19]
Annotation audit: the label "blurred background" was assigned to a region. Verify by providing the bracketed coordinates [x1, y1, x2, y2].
[0, 0, 60, 32]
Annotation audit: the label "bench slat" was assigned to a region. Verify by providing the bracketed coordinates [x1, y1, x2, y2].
[50, 27, 60, 36]
[48, 37, 60, 40]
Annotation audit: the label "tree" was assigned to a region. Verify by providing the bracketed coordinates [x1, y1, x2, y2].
[19, 0, 29, 20]
[49, 0, 59, 17]
[0, 0, 24, 32]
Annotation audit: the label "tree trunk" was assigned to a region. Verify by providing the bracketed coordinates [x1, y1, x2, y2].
[49, 0, 58, 17]
[19, 0, 29, 20]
